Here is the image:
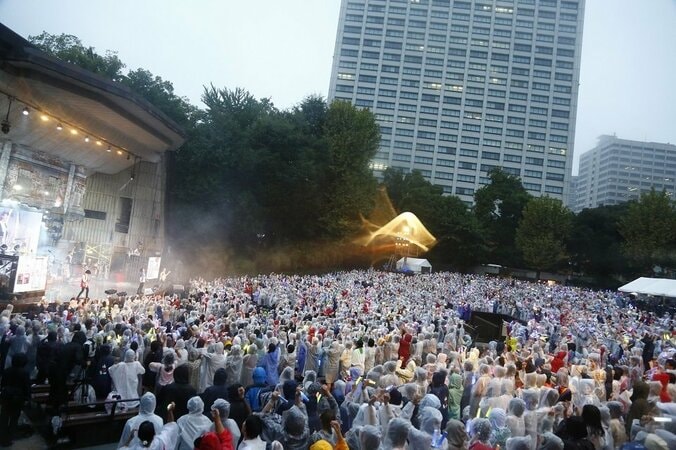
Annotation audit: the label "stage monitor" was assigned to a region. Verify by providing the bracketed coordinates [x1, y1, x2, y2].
[147, 257, 161, 280]
[13, 256, 48, 293]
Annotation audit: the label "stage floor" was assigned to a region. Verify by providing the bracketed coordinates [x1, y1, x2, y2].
[44, 278, 140, 302]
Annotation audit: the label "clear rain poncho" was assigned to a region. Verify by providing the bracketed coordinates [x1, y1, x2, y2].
[109, 349, 145, 409]
[176, 396, 212, 450]
[224, 344, 243, 386]
[419, 406, 443, 436]
[210, 398, 241, 450]
[505, 398, 526, 438]
[506, 436, 532, 450]
[537, 432, 564, 450]
[118, 392, 164, 448]
[360, 424, 381, 450]
[382, 418, 410, 450]
[488, 407, 512, 449]
[199, 342, 227, 393]
[446, 419, 467, 450]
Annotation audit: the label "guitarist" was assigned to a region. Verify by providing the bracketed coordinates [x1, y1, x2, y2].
[76, 269, 91, 300]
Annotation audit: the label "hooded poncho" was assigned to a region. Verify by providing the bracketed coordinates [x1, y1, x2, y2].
[210, 398, 241, 450]
[109, 349, 145, 409]
[200, 343, 226, 392]
[176, 396, 212, 450]
[119, 392, 164, 448]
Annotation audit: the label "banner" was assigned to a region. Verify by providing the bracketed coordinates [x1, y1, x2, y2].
[13, 256, 48, 293]
[146, 257, 161, 280]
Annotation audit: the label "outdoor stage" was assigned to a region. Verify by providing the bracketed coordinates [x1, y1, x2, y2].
[3, 279, 146, 311]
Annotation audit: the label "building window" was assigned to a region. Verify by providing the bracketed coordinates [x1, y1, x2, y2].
[457, 174, 476, 183]
[524, 170, 542, 178]
[437, 158, 455, 167]
[85, 209, 107, 221]
[456, 187, 475, 196]
[115, 197, 132, 234]
[482, 151, 501, 160]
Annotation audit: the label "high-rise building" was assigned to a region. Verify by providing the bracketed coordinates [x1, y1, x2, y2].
[328, 0, 585, 204]
[572, 135, 676, 212]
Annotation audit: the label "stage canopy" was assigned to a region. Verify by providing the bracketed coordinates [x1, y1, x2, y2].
[396, 257, 432, 274]
[0, 24, 185, 175]
[618, 277, 676, 297]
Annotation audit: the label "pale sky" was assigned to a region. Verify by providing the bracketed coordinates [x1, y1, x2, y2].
[1, 0, 675, 174]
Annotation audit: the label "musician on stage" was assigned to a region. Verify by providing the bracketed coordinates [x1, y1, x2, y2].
[76, 269, 91, 300]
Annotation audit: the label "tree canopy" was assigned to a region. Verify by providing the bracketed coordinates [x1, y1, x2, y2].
[474, 168, 532, 266]
[618, 189, 676, 270]
[516, 196, 572, 276]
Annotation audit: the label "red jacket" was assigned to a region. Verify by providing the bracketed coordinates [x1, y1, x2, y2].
[398, 333, 413, 362]
[196, 429, 234, 450]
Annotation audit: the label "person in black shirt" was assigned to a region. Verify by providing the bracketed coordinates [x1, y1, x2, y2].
[0, 352, 30, 447]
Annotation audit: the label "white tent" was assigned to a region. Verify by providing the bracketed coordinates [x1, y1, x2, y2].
[396, 257, 432, 274]
[618, 277, 676, 297]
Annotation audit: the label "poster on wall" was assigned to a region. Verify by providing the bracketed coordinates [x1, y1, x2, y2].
[13, 256, 48, 293]
[146, 257, 161, 280]
[0, 206, 43, 255]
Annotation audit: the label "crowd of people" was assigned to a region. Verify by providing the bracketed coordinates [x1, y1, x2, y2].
[0, 270, 674, 450]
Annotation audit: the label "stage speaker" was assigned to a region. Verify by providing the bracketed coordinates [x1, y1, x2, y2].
[104, 289, 117, 295]
[468, 311, 523, 344]
[172, 285, 185, 292]
[144, 288, 154, 295]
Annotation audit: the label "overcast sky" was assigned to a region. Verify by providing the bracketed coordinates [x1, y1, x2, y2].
[1, 0, 675, 174]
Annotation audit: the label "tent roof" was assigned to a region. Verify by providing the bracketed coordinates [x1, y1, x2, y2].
[397, 257, 431, 267]
[618, 277, 676, 297]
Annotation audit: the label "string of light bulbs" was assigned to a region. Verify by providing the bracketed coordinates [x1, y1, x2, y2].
[1, 90, 136, 161]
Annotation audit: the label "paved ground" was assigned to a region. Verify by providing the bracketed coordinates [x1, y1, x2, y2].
[7, 425, 119, 450]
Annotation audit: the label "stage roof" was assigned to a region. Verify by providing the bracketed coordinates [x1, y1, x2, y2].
[0, 23, 185, 175]
[618, 277, 676, 297]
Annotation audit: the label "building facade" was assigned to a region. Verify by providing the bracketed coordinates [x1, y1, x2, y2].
[572, 135, 676, 212]
[328, 0, 585, 203]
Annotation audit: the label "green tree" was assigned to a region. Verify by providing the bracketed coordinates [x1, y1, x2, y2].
[568, 203, 632, 278]
[618, 189, 676, 270]
[516, 196, 572, 278]
[122, 69, 196, 128]
[29, 33, 194, 128]
[30, 32, 125, 81]
[317, 100, 380, 238]
[474, 168, 532, 266]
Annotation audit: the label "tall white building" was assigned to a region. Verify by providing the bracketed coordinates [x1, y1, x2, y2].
[328, 0, 585, 204]
[572, 135, 676, 212]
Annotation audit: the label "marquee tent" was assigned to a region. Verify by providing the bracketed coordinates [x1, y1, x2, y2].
[618, 277, 676, 298]
[396, 257, 432, 274]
